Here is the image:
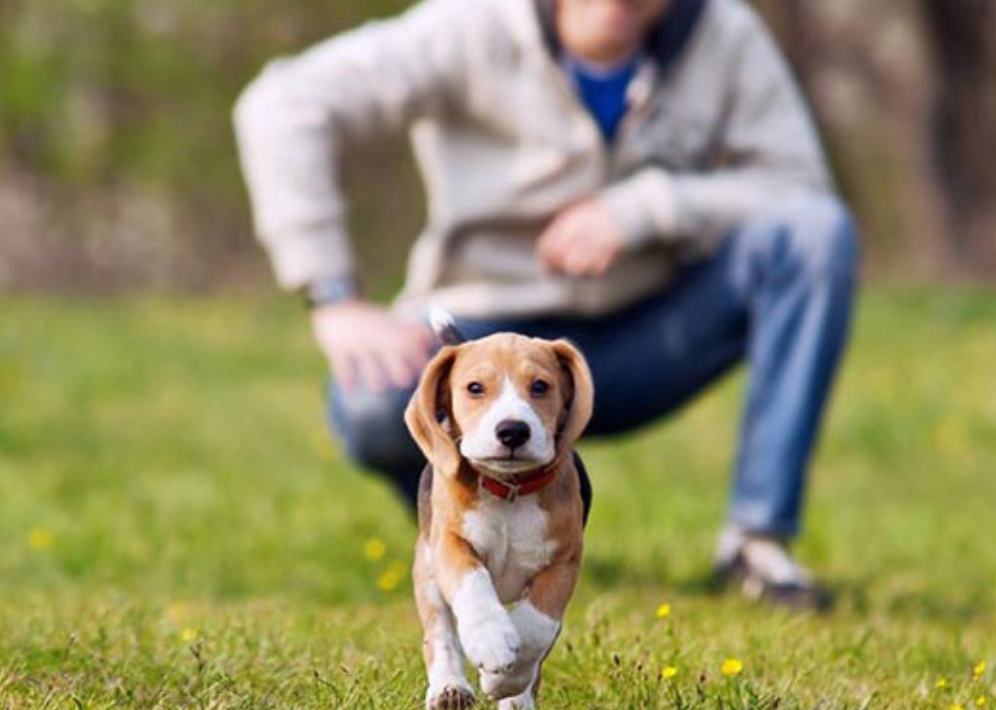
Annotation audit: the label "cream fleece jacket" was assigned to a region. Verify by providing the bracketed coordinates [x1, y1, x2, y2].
[233, 0, 831, 318]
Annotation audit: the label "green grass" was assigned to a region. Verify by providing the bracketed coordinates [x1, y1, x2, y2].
[1, 288, 994, 709]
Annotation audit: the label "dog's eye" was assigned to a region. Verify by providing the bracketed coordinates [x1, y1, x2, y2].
[466, 381, 485, 396]
[531, 379, 550, 396]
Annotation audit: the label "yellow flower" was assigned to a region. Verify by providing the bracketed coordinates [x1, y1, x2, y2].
[655, 603, 672, 619]
[28, 527, 53, 550]
[976, 696, 987, 707]
[376, 560, 407, 592]
[952, 704, 967, 710]
[936, 678, 950, 690]
[974, 661, 987, 677]
[660, 666, 678, 680]
[180, 628, 198, 642]
[364, 538, 387, 562]
[721, 658, 743, 676]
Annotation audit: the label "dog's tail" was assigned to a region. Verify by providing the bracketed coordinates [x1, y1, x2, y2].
[429, 306, 467, 346]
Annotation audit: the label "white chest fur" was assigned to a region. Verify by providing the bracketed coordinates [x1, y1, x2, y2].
[461, 493, 558, 605]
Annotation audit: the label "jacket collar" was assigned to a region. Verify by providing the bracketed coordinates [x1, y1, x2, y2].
[533, 0, 710, 74]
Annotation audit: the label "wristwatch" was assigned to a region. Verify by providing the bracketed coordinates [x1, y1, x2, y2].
[301, 276, 361, 309]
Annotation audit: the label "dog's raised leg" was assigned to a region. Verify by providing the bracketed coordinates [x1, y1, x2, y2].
[415, 542, 476, 710]
[479, 561, 579, 707]
[434, 534, 521, 677]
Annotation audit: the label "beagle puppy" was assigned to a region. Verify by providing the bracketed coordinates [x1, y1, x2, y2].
[405, 329, 594, 710]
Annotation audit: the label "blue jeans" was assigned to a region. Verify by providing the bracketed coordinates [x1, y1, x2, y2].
[328, 192, 858, 538]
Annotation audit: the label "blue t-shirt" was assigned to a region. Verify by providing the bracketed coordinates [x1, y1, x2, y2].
[565, 54, 640, 142]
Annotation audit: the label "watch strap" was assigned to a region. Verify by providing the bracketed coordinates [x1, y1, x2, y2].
[302, 276, 361, 308]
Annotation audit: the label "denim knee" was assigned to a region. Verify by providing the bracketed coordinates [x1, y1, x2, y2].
[327, 380, 423, 478]
[762, 192, 860, 283]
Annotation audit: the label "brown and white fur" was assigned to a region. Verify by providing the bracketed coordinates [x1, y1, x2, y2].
[404, 330, 594, 710]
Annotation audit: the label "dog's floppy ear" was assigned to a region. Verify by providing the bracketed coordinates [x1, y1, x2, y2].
[551, 339, 594, 458]
[405, 346, 462, 476]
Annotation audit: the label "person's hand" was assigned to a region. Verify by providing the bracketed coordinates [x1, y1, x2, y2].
[536, 198, 626, 277]
[310, 301, 433, 392]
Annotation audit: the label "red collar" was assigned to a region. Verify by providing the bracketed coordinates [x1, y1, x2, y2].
[476, 462, 559, 502]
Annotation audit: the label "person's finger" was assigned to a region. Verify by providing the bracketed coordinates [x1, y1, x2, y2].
[578, 235, 607, 271]
[329, 346, 356, 388]
[398, 334, 431, 374]
[355, 348, 388, 393]
[583, 241, 614, 276]
[540, 220, 577, 272]
[536, 229, 560, 269]
[379, 346, 419, 389]
[560, 253, 583, 276]
[375, 322, 427, 387]
[406, 323, 434, 352]
[538, 215, 571, 260]
[567, 255, 594, 277]
[563, 235, 598, 275]
[589, 252, 613, 276]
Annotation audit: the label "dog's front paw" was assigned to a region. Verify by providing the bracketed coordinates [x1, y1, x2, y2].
[480, 666, 533, 701]
[460, 611, 521, 673]
[427, 683, 476, 710]
[497, 689, 536, 710]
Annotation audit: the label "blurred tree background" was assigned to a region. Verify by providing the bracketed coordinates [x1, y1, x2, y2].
[1, 0, 994, 296]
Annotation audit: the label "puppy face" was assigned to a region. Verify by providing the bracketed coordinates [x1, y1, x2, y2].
[405, 334, 593, 479]
[450, 335, 565, 474]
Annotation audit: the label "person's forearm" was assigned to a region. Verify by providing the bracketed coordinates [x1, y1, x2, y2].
[232, 0, 467, 291]
[602, 161, 832, 249]
[233, 65, 356, 291]
[664, 164, 832, 242]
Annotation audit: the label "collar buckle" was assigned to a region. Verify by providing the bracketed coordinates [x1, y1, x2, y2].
[476, 462, 558, 502]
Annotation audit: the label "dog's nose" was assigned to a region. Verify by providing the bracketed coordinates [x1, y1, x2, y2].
[495, 419, 531, 450]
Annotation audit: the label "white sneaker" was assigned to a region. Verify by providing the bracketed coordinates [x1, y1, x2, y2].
[713, 525, 832, 611]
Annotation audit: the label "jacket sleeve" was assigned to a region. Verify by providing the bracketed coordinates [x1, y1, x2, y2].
[232, 0, 467, 290]
[603, 3, 834, 249]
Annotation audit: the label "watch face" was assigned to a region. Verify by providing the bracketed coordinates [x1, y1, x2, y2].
[306, 278, 358, 307]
